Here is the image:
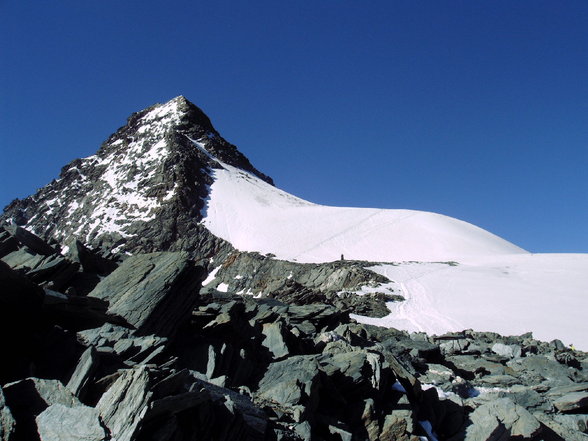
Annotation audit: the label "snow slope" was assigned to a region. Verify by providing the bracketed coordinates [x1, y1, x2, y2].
[202, 162, 525, 263]
[201, 151, 587, 350]
[351, 255, 588, 351]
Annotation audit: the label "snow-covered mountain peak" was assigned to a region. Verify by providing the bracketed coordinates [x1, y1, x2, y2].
[2, 97, 587, 350]
[1, 97, 270, 253]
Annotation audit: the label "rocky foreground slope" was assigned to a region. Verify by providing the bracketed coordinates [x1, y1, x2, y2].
[1, 225, 588, 440]
[1, 97, 588, 440]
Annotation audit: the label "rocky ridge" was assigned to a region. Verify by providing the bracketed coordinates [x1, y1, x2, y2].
[0, 227, 587, 440]
[1, 96, 397, 311]
[1, 97, 587, 440]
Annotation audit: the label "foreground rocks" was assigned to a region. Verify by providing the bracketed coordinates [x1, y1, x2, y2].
[0, 227, 587, 440]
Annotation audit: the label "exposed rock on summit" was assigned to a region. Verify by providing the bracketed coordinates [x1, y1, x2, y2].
[1, 96, 269, 257]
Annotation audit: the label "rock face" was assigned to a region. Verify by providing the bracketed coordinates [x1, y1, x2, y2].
[36, 403, 107, 441]
[0, 226, 587, 440]
[88, 251, 204, 337]
[1, 97, 587, 440]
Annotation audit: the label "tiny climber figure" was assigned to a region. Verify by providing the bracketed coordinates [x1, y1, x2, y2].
[341, 254, 345, 261]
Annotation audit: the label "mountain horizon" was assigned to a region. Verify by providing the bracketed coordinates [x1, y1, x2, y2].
[2, 96, 587, 350]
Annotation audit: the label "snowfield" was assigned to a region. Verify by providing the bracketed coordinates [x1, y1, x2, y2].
[202, 155, 588, 350]
[202, 162, 525, 263]
[351, 256, 588, 350]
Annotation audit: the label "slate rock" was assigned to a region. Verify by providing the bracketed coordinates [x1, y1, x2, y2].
[507, 355, 574, 386]
[77, 324, 167, 364]
[319, 350, 383, 396]
[446, 355, 505, 379]
[261, 321, 291, 360]
[491, 343, 522, 359]
[63, 240, 117, 276]
[66, 347, 99, 400]
[533, 412, 588, 441]
[96, 366, 152, 441]
[553, 392, 588, 413]
[42, 288, 111, 331]
[3, 378, 80, 441]
[462, 397, 542, 440]
[0, 387, 15, 441]
[89, 252, 204, 337]
[379, 395, 417, 441]
[3, 225, 56, 256]
[256, 355, 322, 415]
[36, 403, 107, 441]
[439, 339, 469, 356]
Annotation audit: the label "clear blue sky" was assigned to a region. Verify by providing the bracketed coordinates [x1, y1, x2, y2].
[1, 1, 587, 253]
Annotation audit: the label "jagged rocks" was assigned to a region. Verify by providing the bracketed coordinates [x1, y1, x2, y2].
[66, 347, 99, 401]
[3, 378, 81, 441]
[36, 404, 107, 441]
[256, 355, 322, 418]
[459, 398, 542, 440]
[553, 392, 588, 413]
[0, 387, 15, 441]
[96, 366, 151, 441]
[88, 252, 204, 337]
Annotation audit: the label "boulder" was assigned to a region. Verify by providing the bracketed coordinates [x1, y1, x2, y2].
[66, 347, 99, 400]
[261, 321, 291, 360]
[36, 403, 107, 441]
[553, 392, 588, 413]
[380, 396, 418, 441]
[3, 378, 80, 441]
[462, 397, 542, 440]
[507, 355, 574, 386]
[255, 355, 322, 417]
[88, 252, 204, 337]
[3, 225, 56, 256]
[0, 387, 15, 441]
[491, 343, 522, 359]
[533, 412, 588, 441]
[96, 366, 152, 441]
[319, 350, 383, 397]
[63, 240, 117, 276]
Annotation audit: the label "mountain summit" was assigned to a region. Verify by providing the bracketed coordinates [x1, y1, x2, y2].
[3, 96, 522, 262]
[2, 96, 271, 255]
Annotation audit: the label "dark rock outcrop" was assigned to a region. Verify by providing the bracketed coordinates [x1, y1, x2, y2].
[88, 252, 204, 337]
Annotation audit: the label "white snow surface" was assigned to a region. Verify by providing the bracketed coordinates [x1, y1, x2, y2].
[351, 256, 588, 350]
[202, 159, 588, 350]
[202, 164, 525, 263]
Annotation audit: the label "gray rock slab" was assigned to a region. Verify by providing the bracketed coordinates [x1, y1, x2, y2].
[89, 252, 203, 336]
[491, 343, 522, 359]
[66, 347, 99, 400]
[0, 387, 15, 441]
[446, 355, 505, 377]
[256, 355, 321, 409]
[553, 392, 588, 413]
[96, 366, 152, 441]
[507, 355, 574, 385]
[3, 225, 56, 256]
[533, 412, 588, 441]
[36, 403, 107, 441]
[3, 378, 80, 441]
[261, 321, 290, 360]
[464, 397, 541, 440]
